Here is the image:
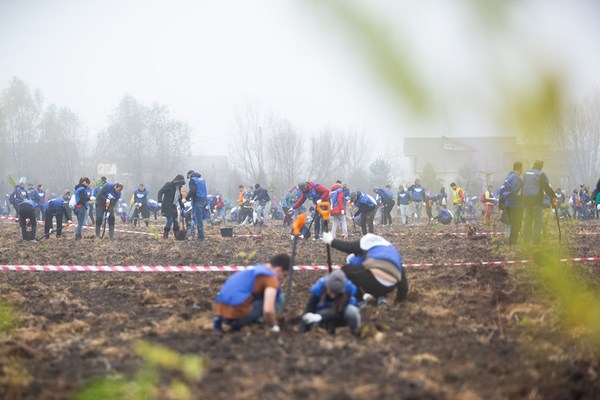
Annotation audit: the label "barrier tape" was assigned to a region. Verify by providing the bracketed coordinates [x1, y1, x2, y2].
[1, 257, 599, 272]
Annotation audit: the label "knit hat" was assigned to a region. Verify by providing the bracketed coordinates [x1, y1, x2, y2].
[326, 270, 346, 295]
[173, 174, 185, 184]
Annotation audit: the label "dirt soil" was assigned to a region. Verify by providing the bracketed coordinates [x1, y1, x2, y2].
[1, 217, 599, 400]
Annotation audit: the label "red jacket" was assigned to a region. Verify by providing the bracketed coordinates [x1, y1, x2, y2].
[330, 184, 345, 215]
[292, 182, 330, 209]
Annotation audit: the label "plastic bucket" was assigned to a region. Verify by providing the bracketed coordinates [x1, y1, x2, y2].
[220, 227, 233, 237]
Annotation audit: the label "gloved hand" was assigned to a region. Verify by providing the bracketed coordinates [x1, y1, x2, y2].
[270, 324, 281, 333]
[287, 208, 295, 215]
[321, 232, 334, 245]
[67, 220, 72, 224]
[301, 312, 323, 325]
[341, 210, 345, 215]
[551, 197, 558, 209]
[158, 203, 162, 207]
[90, 196, 96, 202]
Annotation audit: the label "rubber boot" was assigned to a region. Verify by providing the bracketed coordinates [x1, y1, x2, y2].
[109, 225, 115, 239]
[163, 228, 169, 240]
[95, 225, 101, 237]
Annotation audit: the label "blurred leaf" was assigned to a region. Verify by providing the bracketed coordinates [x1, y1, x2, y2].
[133, 340, 181, 369]
[501, 72, 564, 143]
[181, 355, 204, 380]
[0, 302, 17, 332]
[318, 0, 431, 115]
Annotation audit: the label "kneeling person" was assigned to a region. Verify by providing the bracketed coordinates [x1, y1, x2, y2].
[322, 232, 408, 306]
[213, 254, 290, 333]
[301, 270, 361, 335]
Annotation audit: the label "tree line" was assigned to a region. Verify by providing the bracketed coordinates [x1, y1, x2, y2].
[0, 77, 190, 197]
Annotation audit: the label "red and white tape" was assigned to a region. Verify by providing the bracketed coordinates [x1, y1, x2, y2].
[1, 257, 599, 272]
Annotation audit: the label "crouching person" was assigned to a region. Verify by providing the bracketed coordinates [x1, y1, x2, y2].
[43, 197, 70, 238]
[213, 254, 290, 333]
[322, 232, 408, 307]
[300, 270, 361, 335]
[18, 200, 39, 240]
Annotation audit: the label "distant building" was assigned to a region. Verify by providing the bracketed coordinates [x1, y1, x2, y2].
[403, 136, 567, 191]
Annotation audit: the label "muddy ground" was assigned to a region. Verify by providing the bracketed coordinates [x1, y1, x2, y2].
[0, 217, 599, 399]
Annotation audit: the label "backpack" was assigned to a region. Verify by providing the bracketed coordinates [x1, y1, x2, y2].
[69, 193, 77, 209]
[9, 191, 18, 207]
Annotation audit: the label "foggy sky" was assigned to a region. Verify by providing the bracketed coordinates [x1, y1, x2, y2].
[1, 0, 599, 158]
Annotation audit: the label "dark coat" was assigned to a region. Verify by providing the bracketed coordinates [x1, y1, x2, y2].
[157, 181, 183, 218]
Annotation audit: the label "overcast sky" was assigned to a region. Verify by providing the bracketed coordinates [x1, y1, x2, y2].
[1, 0, 599, 157]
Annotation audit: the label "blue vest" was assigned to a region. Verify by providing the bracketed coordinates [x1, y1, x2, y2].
[523, 169, 542, 198]
[305, 184, 321, 204]
[397, 191, 410, 205]
[377, 188, 393, 202]
[309, 276, 357, 310]
[410, 186, 425, 202]
[20, 199, 39, 209]
[330, 188, 342, 209]
[75, 186, 89, 209]
[44, 198, 64, 213]
[134, 188, 149, 205]
[214, 264, 276, 306]
[105, 183, 121, 201]
[439, 208, 452, 223]
[348, 245, 403, 271]
[191, 176, 207, 199]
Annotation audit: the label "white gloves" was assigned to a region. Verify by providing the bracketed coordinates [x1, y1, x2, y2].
[270, 324, 280, 333]
[302, 312, 323, 325]
[316, 199, 322, 204]
[67, 220, 72, 224]
[321, 232, 334, 245]
[158, 203, 162, 207]
[90, 196, 96, 202]
[287, 208, 295, 215]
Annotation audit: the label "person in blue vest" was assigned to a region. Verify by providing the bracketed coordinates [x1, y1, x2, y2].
[374, 186, 395, 226]
[32, 184, 46, 220]
[131, 183, 150, 227]
[147, 199, 160, 220]
[408, 179, 426, 224]
[186, 170, 208, 242]
[213, 253, 291, 333]
[432, 204, 453, 225]
[157, 174, 186, 240]
[498, 161, 524, 246]
[300, 270, 361, 335]
[522, 160, 556, 245]
[73, 177, 92, 239]
[9, 178, 30, 217]
[322, 232, 408, 307]
[43, 197, 70, 238]
[349, 190, 377, 235]
[18, 200, 39, 240]
[396, 185, 410, 224]
[95, 182, 124, 238]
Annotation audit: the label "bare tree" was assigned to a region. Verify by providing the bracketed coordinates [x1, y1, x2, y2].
[557, 91, 600, 187]
[0, 77, 43, 178]
[39, 105, 87, 191]
[266, 117, 303, 188]
[230, 104, 267, 184]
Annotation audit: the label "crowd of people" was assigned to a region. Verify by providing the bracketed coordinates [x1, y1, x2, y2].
[3, 163, 600, 243]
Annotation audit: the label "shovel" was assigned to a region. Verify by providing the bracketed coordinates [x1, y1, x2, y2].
[284, 213, 306, 311]
[317, 202, 332, 273]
